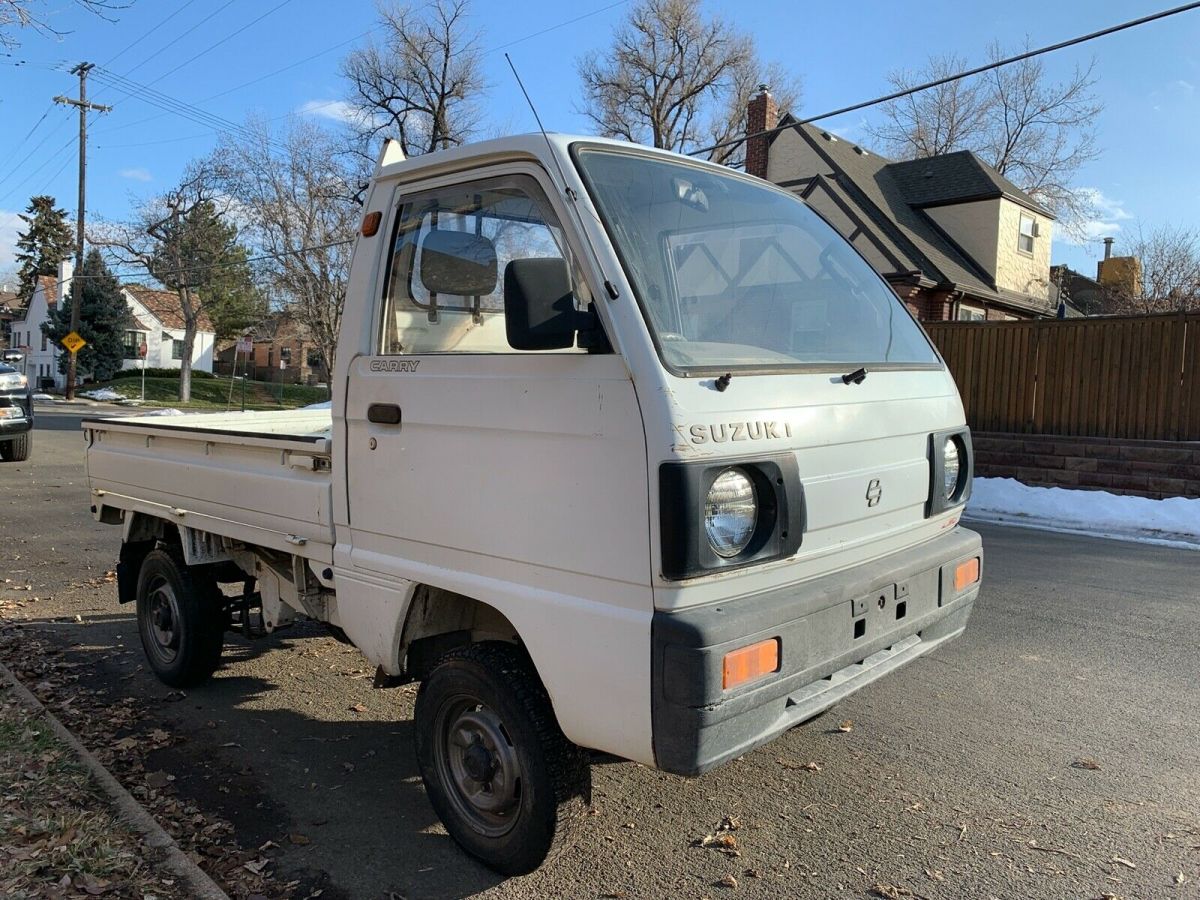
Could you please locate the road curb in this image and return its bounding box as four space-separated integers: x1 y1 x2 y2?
0 661 231 900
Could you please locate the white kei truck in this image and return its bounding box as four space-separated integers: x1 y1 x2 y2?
84 135 982 873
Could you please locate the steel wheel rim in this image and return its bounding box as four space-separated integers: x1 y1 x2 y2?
144 575 182 666
433 695 523 838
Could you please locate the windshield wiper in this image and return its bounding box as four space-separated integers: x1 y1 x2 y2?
841 367 867 385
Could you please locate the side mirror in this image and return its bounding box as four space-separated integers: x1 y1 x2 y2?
504 258 594 351
419 230 498 296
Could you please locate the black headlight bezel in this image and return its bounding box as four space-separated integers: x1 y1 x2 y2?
927 427 973 516
659 454 805 580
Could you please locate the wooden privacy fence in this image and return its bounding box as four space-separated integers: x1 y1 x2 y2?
925 313 1200 441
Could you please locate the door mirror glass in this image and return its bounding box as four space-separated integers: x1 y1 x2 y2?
504 258 585 351
418 230 498 296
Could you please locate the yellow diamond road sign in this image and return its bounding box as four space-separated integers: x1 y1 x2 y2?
61 331 87 354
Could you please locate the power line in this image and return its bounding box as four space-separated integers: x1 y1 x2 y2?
71 239 355 282
99 0 202 69
143 0 298 88
90 69 282 150
0 107 73 194
94 29 374 137
690 0 1200 158
0 136 77 218
119 0 240 80
0 105 52 173
92 0 633 143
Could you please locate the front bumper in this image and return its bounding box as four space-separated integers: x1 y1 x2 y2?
0 391 32 434
651 526 982 776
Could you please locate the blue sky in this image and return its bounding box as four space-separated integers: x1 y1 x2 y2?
1 0 1197 283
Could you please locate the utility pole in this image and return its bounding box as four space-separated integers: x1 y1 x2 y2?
53 62 111 400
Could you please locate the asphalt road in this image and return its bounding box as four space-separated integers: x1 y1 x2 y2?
2 405 1198 900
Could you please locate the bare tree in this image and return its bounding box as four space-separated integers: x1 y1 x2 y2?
211 118 364 389
1104 225 1200 315
1 0 126 47
94 164 243 403
577 0 800 165
340 0 485 157
869 43 1102 231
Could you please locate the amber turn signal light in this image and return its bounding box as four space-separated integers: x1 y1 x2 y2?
722 638 780 690
361 210 383 237
954 557 980 591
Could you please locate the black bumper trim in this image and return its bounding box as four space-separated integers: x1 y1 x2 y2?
651 526 982 776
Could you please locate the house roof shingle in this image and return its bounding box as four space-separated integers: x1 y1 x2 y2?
885 151 1052 215
771 118 1054 316
124 285 214 332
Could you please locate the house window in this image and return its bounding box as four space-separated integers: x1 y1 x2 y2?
1018 213 1037 255
306 349 323 368
958 305 986 322
122 330 143 359
279 346 291 366
171 339 185 360
40 330 47 351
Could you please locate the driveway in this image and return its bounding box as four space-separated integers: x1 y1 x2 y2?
2 406 1198 899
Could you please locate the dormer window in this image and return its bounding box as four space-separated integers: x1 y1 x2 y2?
1018 213 1038 255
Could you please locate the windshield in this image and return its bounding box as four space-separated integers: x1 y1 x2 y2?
575 148 939 373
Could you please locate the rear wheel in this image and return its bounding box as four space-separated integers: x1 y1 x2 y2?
414 642 590 874
0 431 31 461
135 548 225 688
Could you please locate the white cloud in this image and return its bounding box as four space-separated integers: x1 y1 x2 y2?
297 99 377 130
1063 188 1133 247
118 167 153 182
1172 79 1195 95
0 209 22 278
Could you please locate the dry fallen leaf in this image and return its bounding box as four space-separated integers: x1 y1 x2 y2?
288 832 311 845
837 719 854 733
1071 757 1101 770
717 874 738 889
1174 872 1187 885
349 703 367 713
1110 855 1137 870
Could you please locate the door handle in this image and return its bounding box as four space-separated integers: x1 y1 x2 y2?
367 403 402 425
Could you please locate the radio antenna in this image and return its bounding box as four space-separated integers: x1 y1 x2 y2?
504 52 577 202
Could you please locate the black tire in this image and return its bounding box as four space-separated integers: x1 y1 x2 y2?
414 642 590 874
0 431 31 462
135 548 225 688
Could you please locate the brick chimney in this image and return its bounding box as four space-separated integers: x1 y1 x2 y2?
745 84 778 180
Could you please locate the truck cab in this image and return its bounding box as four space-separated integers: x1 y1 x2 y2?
85 134 981 873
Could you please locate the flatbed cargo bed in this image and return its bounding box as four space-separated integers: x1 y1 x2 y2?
83 409 335 563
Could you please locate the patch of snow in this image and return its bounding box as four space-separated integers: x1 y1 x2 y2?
31 393 57 401
80 388 126 401
302 400 332 410
966 477 1200 549
138 408 186 416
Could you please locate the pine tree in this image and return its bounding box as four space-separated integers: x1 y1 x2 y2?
44 249 133 381
14 195 74 299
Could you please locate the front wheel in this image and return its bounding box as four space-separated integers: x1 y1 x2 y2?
0 431 31 461
135 548 225 688
414 642 590 874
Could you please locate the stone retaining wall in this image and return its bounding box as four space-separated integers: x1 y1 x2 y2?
972 432 1200 500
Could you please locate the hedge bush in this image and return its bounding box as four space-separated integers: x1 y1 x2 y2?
112 368 216 380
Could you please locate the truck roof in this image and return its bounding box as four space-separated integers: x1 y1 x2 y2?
374 133 731 183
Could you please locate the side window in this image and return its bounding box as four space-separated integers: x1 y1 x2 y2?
380 173 590 355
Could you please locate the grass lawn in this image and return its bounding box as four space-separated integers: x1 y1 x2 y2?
0 689 173 898
85 375 328 410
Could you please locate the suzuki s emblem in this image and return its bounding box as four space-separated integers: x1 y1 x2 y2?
866 478 882 507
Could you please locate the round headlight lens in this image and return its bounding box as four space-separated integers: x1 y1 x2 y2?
704 468 758 558
943 437 961 499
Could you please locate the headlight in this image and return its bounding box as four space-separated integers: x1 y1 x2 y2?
0 372 27 390
704 468 758 557
943 437 960 499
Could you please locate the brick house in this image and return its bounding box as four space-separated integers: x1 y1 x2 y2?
217 310 327 385
745 88 1057 322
